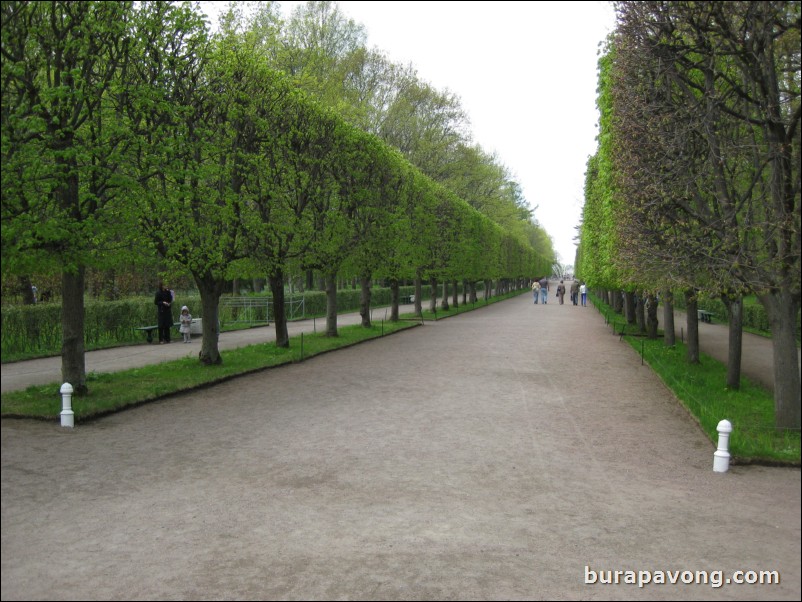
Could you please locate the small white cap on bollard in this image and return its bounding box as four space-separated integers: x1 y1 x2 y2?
60 382 74 428
713 419 732 473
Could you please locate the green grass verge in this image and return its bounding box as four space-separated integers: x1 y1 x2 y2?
593 296 800 465
1 321 418 423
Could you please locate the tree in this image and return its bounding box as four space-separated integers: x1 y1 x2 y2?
241 80 342 346
2 1 134 393
279 0 367 112
613 1 801 428
336 133 404 328
125 2 250 365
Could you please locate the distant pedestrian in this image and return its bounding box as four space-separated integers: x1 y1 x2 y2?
580 283 587 306
539 277 549 304
570 280 580 306
556 280 566 305
532 280 541 304
179 305 193 343
154 282 173 344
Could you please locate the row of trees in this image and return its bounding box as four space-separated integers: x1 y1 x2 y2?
1 1 552 393
577 1 800 429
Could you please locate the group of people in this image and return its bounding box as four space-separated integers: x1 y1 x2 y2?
531 278 587 306
154 282 194 344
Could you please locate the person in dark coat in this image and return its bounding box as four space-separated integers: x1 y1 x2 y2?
556 280 566 305
154 282 173 343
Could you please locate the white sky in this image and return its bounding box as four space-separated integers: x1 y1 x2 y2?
201 1 617 266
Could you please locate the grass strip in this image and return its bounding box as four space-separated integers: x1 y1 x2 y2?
1 293 523 422
1 321 418 423
593 296 800 465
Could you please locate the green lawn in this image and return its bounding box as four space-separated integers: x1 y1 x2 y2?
1 321 418 421
595 297 800 465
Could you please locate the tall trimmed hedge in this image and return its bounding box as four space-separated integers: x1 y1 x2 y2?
1 285 452 360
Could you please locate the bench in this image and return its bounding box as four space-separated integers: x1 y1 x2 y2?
135 325 159 343
697 310 714 323
137 319 202 343
401 294 415 304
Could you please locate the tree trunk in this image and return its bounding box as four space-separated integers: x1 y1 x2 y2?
269 271 289 348
452 279 459 308
723 295 743 390
414 275 422 316
325 272 338 337
624 291 637 324
613 289 624 314
462 279 469 305
646 292 658 339
635 291 646 333
359 275 372 327
684 289 700 365
469 281 477 303
441 281 449 311
61 267 87 394
429 278 438 312
662 290 675 347
389 279 399 322
196 275 224 365
760 290 801 430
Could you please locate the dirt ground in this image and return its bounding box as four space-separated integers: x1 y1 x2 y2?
2 295 800 600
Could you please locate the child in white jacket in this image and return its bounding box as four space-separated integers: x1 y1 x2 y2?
179 306 193 343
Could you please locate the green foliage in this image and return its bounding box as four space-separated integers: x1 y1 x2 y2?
1 298 170 360
0 286 434 361
3 0 549 374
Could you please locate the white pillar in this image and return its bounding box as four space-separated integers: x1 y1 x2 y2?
60 383 74 428
713 419 732 473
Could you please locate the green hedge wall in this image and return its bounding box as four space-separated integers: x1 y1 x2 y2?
0 285 444 360
672 296 799 339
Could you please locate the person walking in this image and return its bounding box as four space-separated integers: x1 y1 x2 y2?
539 277 549 304
154 282 173 344
532 279 541 304
580 282 588 307
570 280 580 306
556 280 566 305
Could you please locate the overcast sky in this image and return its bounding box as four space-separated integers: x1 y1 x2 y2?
201 1 617 266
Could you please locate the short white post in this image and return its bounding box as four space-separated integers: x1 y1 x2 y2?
60 382 74 428
713 419 732 473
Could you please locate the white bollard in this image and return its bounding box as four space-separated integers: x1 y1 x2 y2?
60 382 74 428
713 419 732 472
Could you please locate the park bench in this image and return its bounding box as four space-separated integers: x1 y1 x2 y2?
400 294 415 304
135 325 159 343
135 319 202 343
697 309 714 323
